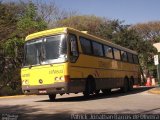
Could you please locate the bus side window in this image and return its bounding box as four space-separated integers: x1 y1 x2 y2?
113 48 121 60
133 54 139 64
121 51 128 62
127 53 134 63
69 34 79 62
104 45 113 58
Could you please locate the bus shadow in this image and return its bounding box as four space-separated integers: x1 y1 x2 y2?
36 86 154 103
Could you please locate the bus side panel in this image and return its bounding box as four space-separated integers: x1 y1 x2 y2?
68 54 141 93
67 64 85 93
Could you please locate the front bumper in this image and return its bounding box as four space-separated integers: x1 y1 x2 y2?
22 82 68 95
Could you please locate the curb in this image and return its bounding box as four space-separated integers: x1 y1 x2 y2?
148 88 160 94
0 95 36 99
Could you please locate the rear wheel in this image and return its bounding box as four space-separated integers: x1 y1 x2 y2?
94 90 100 95
48 94 56 101
102 89 111 95
129 77 134 91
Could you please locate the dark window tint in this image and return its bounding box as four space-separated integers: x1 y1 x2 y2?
133 55 139 64
104 45 113 58
80 37 92 54
128 53 133 63
45 36 66 60
25 41 42 65
69 34 78 57
113 48 121 60
24 35 67 66
92 41 103 56
121 51 128 62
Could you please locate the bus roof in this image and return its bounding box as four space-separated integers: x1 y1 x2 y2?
25 27 137 55
25 27 68 41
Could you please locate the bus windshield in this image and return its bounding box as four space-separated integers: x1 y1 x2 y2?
24 34 67 66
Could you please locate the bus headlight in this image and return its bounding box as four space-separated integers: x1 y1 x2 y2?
60 76 64 81
54 76 65 81
22 80 29 85
25 80 29 84
22 80 25 85
55 77 59 81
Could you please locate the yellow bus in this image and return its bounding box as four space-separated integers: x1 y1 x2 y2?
21 27 141 101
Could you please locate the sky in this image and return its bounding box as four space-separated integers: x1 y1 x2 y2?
48 0 160 25
6 0 160 25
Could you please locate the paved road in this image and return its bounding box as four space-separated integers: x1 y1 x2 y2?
0 87 160 120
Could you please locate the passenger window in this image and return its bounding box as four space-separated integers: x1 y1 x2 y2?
133 55 139 64
128 53 134 63
113 48 121 60
104 45 113 58
80 37 92 54
121 51 128 62
69 34 79 62
92 42 103 56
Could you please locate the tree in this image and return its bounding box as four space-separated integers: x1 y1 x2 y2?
34 0 78 28
17 1 47 37
0 1 47 94
112 27 157 75
132 21 160 43
56 15 122 40
0 1 24 42
131 22 160 75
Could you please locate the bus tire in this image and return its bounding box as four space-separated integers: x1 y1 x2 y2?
121 77 129 93
48 94 56 101
83 76 95 97
129 77 134 91
94 90 100 95
102 89 111 95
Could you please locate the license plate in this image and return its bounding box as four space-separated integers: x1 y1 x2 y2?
39 89 47 93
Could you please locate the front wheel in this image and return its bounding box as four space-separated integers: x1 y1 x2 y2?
83 76 96 98
83 80 92 98
121 77 129 93
48 94 56 101
102 89 111 95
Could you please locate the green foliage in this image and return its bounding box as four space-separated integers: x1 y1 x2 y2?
17 2 47 37
0 85 22 96
0 1 47 96
112 26 157 75
0 2 21 42
3 37 24 58
56 15 123 40
57 15 104 32
132 21 160 43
